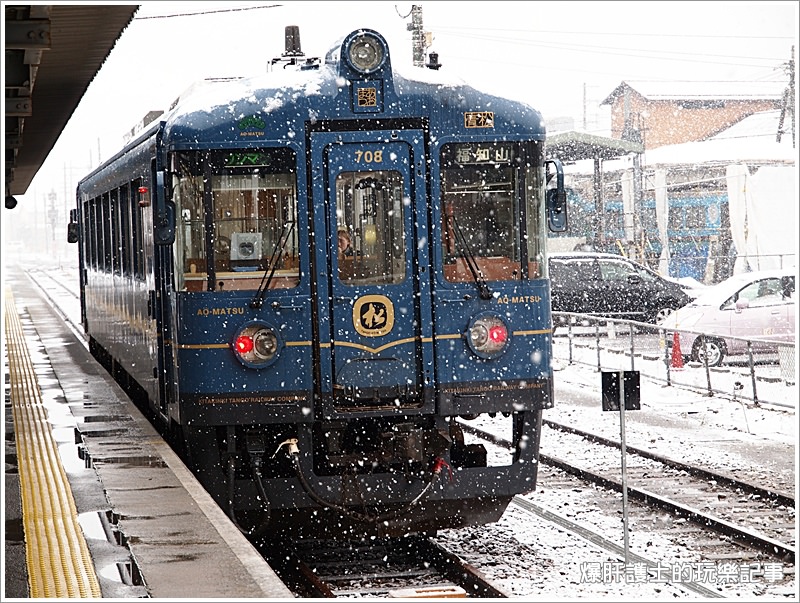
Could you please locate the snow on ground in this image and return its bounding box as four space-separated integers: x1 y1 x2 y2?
505 345 794 599
551 340 796 486
448 340 797 600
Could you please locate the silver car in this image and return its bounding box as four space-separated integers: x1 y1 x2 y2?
658 268 796 366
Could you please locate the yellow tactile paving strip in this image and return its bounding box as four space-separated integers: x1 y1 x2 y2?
5 288 101 598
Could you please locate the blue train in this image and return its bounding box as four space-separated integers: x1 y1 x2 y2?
550 190 733 281
68 27 567 540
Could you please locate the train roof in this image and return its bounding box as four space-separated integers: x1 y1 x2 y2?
161 29 545 146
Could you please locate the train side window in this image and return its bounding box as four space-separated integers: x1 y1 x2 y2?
119 184 131 276
132 179 146 280
111 188 121 276
101 192 112 273
87 198 98 269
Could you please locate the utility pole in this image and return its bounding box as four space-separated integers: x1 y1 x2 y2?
777 45 795 147
398 4 432 67
583 83 587 131
46 190 57 256
408 4 425 67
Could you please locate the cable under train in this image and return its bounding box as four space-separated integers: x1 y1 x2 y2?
68 26 569 540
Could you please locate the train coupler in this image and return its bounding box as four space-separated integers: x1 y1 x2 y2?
246 432 266 469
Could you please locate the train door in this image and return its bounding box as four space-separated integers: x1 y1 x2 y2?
149 159 175 420
310 131 434 413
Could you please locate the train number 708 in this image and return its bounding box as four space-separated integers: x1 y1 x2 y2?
354 150 383 163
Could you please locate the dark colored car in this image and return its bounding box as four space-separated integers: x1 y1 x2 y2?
549 252 692 325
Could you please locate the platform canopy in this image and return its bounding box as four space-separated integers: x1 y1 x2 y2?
5 4 139 203
546 130 643 162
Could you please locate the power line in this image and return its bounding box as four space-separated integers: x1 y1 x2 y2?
434 25 794 43
438 49 787 85
135 4 283 20
436 31 790 69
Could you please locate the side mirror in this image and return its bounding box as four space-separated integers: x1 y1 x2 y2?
153 169 175 245
545 157 568 233
154 201 176 245
67 222 79 244
546 188 568 232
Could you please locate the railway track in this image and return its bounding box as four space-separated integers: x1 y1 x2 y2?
24 267 85 342
540 419 795 557
459 419 796 591
260 535 511 598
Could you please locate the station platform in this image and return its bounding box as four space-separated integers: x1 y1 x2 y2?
3 268 293 599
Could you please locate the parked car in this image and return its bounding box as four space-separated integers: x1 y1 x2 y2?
668 276 708 301
549 252 693 325
658 268 796 366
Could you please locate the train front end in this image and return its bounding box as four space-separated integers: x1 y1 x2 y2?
161 28 560 539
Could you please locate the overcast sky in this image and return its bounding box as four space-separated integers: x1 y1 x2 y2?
9 0 798 216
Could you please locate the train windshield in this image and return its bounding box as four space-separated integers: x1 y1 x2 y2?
171 149 299 291
440 142 544 281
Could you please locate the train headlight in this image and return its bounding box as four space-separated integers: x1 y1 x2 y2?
345 30 387 74
466 314 510 359
253 329 279 358
233 322 282 368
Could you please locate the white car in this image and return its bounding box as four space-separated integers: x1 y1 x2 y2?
658 268 796 366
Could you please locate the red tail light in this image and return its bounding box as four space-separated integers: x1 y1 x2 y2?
467 314 510 359
232 322 282 368
488 324 508 344
235 335 254 354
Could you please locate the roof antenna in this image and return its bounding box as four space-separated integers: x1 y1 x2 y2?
271 25 320 71
283 25 304 57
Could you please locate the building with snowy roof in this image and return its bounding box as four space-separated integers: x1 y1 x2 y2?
600 80 785 149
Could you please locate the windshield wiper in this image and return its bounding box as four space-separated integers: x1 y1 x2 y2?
451 216 492 300
250 221 296 309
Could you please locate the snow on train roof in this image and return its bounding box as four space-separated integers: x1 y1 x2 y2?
165 56 534 122
165 68 329 119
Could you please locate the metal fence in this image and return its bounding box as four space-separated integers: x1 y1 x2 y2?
552 312 797 409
